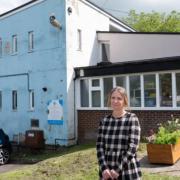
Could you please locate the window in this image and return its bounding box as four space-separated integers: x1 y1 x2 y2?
0 91 1 110
77 29 82 50
116 76 126 89
176 73 180 107
91 79 101 107
92 91 101 107
80 79 89 107
101 43 110 62
159 73 172 107
29 90 35 110
12 35 17 54
12 90 17 110
28 31 34 51
103 77 113 107
78 71 180 109
0 38 2 58
129 75 141 107
144 75 156 107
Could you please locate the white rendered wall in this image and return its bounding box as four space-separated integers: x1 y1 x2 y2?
98 33 180 63
65 0 110 143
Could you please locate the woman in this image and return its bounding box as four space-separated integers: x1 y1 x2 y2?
96 86 142 180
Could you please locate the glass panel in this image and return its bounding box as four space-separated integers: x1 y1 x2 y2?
92 79 99 87
80 79 89 107
12 90 17 110
77 29 82 50
176 73 180 107
101 43 110 62
144 75 156 107
28 31 34 51
116 76 126 89
92 91 100 107
159 74 172 107
12 35 17 53
130 76 141 107
103 77 113 107
29 90 35 109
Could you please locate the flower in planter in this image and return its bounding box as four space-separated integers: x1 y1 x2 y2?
145 129 156 143
146 115 180 145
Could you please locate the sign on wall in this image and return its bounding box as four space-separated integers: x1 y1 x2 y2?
47 99 63 125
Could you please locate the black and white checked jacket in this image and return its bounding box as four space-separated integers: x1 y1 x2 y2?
96 112 142 180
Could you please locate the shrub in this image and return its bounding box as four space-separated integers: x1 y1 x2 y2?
146 115 180 144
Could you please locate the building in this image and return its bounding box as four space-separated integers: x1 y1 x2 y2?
0 0 133 145
75 32 180 143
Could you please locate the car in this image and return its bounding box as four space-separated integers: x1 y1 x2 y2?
0 129 12 165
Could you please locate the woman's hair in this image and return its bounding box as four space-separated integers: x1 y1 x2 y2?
107 86 128 108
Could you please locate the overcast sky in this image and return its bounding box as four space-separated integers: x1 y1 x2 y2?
0 0 180 17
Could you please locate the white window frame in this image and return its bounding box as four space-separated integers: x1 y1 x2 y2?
28 31 34 52
29 89 35 110
12 35 17 54
12 90 17 111
89 78 102 108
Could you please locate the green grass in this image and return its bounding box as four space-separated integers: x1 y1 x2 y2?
0 143 179 180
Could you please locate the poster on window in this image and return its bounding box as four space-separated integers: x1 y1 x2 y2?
47 99 63 125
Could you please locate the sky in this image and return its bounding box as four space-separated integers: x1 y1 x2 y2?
0 0 180 17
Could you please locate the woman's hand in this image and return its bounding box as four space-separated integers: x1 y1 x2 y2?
110 169 119 179
102 169 113 180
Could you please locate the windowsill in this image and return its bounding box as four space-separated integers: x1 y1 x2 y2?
12 110 18 112
28 50 34 53
11 52 18 56
28 109 35 112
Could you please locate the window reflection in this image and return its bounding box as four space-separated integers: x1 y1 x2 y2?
176 73 180 107
144 75 156 107
130 76 141 107
159 74 172 107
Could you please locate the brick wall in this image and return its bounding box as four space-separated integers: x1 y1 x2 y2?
77 110 180 143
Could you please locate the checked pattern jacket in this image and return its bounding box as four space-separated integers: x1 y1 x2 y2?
96 112 142 180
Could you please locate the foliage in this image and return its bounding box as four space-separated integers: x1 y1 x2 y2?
123 10 180 32
146 115 180 144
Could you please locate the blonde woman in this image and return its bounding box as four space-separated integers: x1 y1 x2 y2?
96 87 142 180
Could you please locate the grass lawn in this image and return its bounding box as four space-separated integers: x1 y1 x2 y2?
0 143 179 180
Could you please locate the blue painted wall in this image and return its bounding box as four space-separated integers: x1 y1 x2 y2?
0 0 68 145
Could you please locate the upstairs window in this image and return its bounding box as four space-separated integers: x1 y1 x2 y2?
28 31 34 52
12 90 17 110
0 38 2 58
0 91 2 110
101 42 110 62
77 29 82 50
29 90 35 110
12 35 17 54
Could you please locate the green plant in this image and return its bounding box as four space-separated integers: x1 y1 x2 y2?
147 115 180 144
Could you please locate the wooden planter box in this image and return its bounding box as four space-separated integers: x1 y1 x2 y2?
147 140 180 164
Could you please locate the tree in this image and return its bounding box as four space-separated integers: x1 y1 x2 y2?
123 10 180 32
